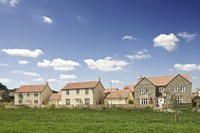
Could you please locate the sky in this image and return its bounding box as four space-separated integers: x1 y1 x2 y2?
0 0 200 91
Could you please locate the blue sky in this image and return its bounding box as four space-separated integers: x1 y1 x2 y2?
0 0 200 91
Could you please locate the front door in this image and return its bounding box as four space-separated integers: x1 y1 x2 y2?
158 98 165 108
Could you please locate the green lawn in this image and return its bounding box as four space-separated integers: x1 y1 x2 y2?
0 108 200 133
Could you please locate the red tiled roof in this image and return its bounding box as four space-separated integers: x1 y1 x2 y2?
146 74 190 86
15 84 46 93
49 92 61 100
105 90 130 99
104 88 118 93
62 81 99 90
123 84 135 92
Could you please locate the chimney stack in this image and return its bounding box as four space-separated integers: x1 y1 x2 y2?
138 74 142 80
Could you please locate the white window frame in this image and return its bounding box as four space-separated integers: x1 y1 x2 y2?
66 90 69 95
34 93 38 97
27 93 30 97
85 89 89 95
140 99 148 104
75 98 81 105
34 100 38 104
180 86 186 92
76 89 80 95
176 97 183 104
159 87 164 93
140 88 144 94
172 87 178 92
66 99 70 105
146 88 150 93
85 98 90 105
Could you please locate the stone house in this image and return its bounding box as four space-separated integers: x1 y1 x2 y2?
14 82 53 106
134 74 192 107
61 78 105 106
49 91 62 105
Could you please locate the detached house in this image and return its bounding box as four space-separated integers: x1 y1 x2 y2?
61 78 105 106
15 82 52 106
134 74 192 107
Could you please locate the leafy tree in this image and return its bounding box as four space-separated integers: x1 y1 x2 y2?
0 83 8 90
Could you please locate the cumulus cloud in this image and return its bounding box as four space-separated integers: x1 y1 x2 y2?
110 80 123 84
37 58 80 71
18 60 29 65
41 16 53 24
2 48 43 58
0 77 13 84
60 74 77 80
126 49 151 60
0 0 19 7
174 63 200 71
11 70 40 77
122 35 138 41
177 32 197 41
0 63 8 67
84 57 129 72
153 33 179 52
33 78 43 82
47 78 57 82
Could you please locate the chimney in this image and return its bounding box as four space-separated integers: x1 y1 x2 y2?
96 76 101 81
138 74 142 80
45 81 48 85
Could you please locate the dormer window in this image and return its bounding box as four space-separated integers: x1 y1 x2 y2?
159 87 164 93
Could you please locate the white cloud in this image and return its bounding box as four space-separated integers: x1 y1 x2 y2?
122 35 138 41
168 68 173 72
37 58 80 71
2 48 43 58
192 76 198 79
41 16 53 24
0 77 13 84
153 33 179 52
0 0 19 7
126 49 151 60
177 32 197 41
110 80 123 84
60 74 77 80
48 78 57 82
0 63 8 67
84 57 129 72
33 78 43 82
174 63 200 71
18 60 29 65
11 70 40 77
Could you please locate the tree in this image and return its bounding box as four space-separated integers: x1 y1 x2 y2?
0 83 8 90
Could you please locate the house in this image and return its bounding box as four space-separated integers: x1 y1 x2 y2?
61 78 105 106
14 82 53 106
0 90 6 101
134 74 192 107
49 91 62 105
104 89 134 105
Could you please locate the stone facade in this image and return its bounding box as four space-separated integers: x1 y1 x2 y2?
134 78 156 104
166 75 192 104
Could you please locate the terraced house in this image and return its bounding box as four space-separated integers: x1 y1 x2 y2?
61 78 105 105
134 74 192 107
15 82 53 106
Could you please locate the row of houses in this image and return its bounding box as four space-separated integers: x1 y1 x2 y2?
14 74 192 108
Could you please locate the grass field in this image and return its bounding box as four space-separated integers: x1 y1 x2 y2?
0 108 200 133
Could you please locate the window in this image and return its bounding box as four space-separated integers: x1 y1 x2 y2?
146 88 150 93
140 88 144 94
172 87 178 92
180 86 186 92
140 99 148 104
66 90 69 95
34 93 38 97
75 98 81 105
66 99 70 105
85 89 89 95
76 89 80 94
159 87 164 93
176 97 183 104
18 100 22 104
34 100 38 104
85 98 90 105
27 93 30 97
